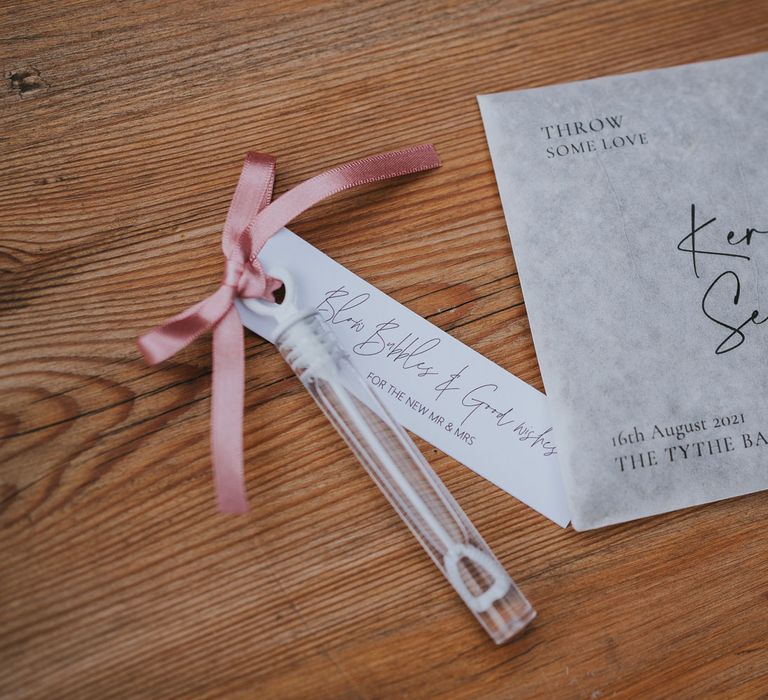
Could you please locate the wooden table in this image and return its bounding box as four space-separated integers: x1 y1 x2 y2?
2 1 767 697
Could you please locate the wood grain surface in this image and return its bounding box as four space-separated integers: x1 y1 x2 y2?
2 1 768 698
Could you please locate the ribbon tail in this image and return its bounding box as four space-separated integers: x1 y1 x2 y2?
222 153 276 256
138 285 237 365
241 144 442 262
211 305 249 514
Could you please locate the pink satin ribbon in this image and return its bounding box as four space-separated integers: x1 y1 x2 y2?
138 145 441 513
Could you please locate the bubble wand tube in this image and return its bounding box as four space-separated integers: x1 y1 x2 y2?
244 269 535 644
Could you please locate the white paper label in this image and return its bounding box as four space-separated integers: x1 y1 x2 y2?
236 228 570 527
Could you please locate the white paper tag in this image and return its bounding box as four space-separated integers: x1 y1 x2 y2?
236 228 570 527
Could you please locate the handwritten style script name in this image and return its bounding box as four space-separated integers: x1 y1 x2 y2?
677 204 768 354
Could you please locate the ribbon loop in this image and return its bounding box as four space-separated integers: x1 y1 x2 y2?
138 145 441 513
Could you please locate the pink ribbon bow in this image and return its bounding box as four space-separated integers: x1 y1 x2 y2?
138 145 441 513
